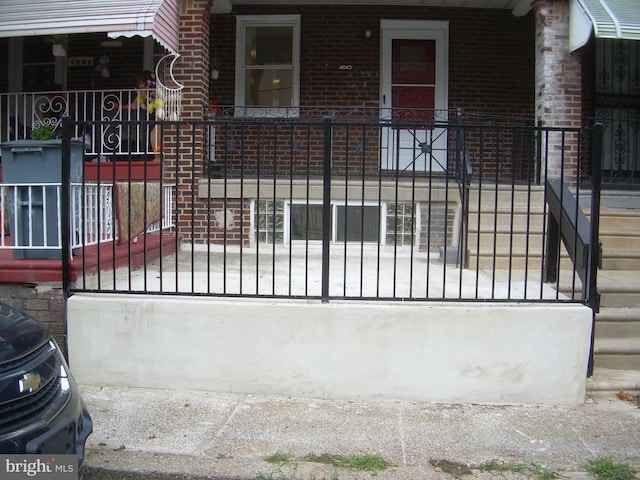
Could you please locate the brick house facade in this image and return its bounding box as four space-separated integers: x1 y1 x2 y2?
0 0 619 348
180 2 540 247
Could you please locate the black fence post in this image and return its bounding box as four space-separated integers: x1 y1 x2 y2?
321 117 332 302
61 116 72 358
61 116 71 298
587 123 603 377
588 124 603 311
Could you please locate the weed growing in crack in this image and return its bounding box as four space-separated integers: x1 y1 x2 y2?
584 458 637 480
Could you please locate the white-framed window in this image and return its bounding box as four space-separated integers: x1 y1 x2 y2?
235 15 301 117
253 199 418 246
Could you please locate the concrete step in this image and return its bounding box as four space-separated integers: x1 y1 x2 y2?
468 231 546 251
597 209 640 230
593 337 640 370
601 249 640 270
600 230 640 250
587 367 640 394
467 184 545 208
597 270 640 308
469 250 560 272
468 212 546 231
470 247 578 272
556 270 640 307
595 307 640 338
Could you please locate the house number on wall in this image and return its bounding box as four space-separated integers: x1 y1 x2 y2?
339 64 353 70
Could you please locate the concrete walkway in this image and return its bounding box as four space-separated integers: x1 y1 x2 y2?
81 385 640 480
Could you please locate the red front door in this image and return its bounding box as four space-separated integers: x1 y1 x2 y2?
380 20 449 172
391 39 436 121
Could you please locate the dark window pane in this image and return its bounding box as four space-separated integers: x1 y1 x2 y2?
291 204 323 241
245 26 293 65
336 206 380 242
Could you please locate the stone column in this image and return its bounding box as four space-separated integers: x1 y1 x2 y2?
533 0 583 182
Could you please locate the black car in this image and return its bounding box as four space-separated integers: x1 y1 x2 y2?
0 301 92 468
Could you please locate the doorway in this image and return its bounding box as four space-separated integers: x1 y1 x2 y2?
380 20 449 172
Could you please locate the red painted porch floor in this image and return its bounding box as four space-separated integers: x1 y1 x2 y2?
0 233 178 284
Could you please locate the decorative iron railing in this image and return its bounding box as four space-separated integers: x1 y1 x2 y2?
51 115 601 307
0 89 157 157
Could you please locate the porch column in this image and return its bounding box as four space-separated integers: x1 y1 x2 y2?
177 0 210 121
533 0 583 182
168 0 210 244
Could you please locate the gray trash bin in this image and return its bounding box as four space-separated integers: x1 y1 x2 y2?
0 139 83 259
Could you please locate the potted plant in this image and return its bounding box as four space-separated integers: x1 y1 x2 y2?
30 124 58 140
210 52 220 80
48 34 67 57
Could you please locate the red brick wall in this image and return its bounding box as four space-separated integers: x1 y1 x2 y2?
170 0 211 245
210 5 535 119
179 4 538 245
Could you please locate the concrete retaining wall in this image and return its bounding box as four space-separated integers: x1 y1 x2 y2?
67 293 593 405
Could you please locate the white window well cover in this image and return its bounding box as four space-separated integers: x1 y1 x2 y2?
0 0 180 54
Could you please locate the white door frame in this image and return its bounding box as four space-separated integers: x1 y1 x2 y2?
380 20 449 172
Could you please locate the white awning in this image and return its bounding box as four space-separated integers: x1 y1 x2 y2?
0 0 180 53
571 0 640 51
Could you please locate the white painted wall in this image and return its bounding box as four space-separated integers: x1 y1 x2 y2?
67 293 592 405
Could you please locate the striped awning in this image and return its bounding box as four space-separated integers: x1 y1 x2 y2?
571 0 640 51
0 0 180 53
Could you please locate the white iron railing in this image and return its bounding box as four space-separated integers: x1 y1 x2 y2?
0 90 157 157
1 183 174 255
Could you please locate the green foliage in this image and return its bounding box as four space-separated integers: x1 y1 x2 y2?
301 453 388 471
584 458 637 480
30 125 57 140
531 463 562 480
264 451 294 465
480 460 528 474
326 453 388 471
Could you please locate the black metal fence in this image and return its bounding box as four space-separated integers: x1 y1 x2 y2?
60 112 601 306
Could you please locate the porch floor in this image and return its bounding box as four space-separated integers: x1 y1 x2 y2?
82 244 575 301
0 232 178 283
